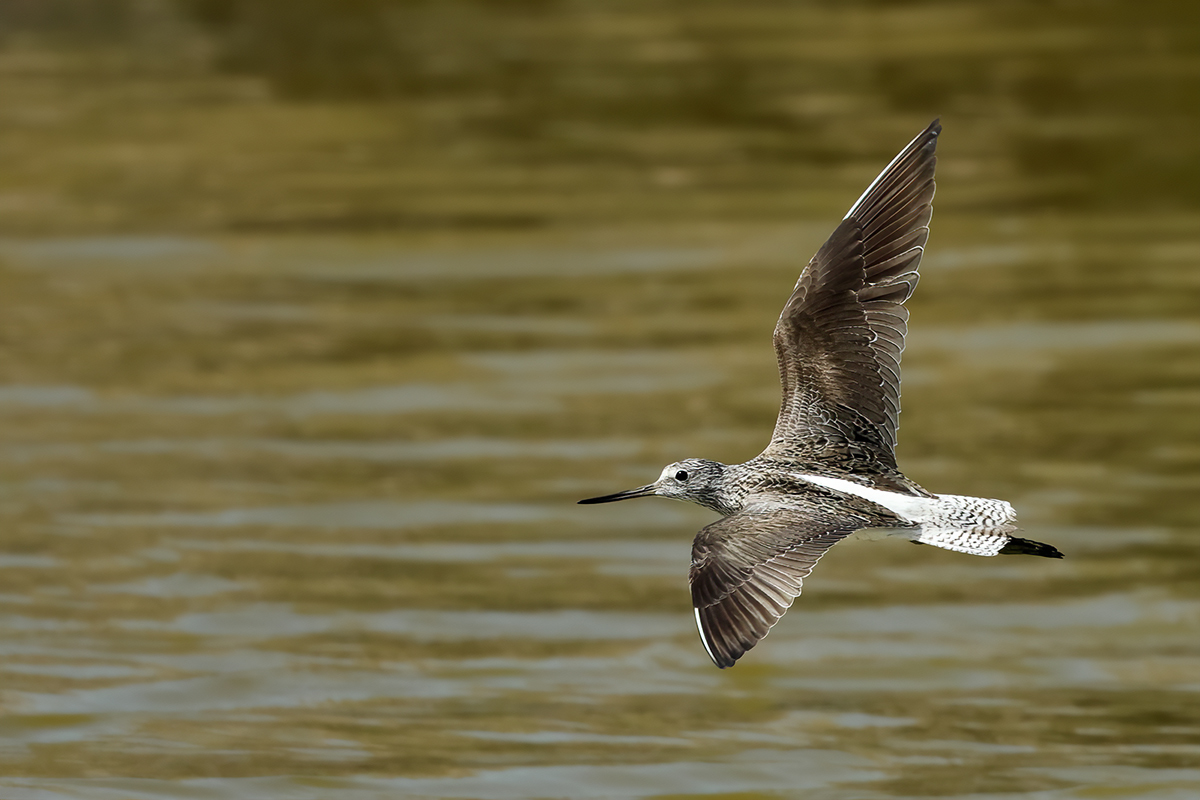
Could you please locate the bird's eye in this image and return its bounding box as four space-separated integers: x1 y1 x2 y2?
675 470 689 481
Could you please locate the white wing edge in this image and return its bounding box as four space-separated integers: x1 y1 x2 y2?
843 125 938 220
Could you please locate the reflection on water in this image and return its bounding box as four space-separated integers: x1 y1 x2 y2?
0 3 1199 799
915 320 1200 352
66 500 652 529
3 226 1199 799
0 237 220 263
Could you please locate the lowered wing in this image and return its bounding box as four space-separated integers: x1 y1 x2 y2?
689 504 879 668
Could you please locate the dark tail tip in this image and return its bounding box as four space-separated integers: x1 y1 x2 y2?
1000 536 1064 559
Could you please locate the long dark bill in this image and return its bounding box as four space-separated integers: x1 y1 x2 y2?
578 485 656 504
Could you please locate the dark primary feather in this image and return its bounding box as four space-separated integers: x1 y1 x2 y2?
689 504 886 668
763 120 941 476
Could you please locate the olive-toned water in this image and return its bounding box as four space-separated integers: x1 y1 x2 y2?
1 2 1199 798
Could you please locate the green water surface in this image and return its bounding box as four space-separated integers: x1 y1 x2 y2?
0 2 1199 798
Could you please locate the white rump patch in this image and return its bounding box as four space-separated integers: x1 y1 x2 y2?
798 474 933 521
798 474 1017 529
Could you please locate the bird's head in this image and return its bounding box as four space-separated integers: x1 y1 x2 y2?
579 458 729 511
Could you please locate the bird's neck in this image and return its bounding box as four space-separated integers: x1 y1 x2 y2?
698 462 746 516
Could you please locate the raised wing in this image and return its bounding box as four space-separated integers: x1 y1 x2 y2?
689 505 873 668
763 120 940 470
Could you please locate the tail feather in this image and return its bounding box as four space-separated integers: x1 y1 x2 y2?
999 536 1064 559
900 493 1062 560
913 526 1063 559
927 493 1018 528
914 526 1014 557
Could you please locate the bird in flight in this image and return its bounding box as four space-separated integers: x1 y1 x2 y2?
580 120 1061 669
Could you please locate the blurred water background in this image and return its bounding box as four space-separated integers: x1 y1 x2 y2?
0 1 1199 797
